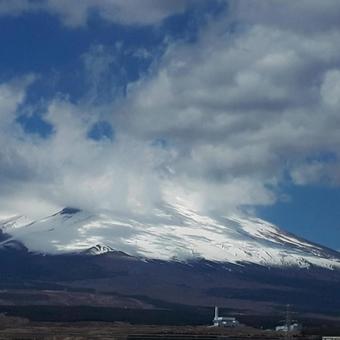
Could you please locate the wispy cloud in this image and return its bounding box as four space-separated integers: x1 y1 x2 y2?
0 0 190 26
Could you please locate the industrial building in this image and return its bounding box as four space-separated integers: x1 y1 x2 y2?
212 306 239 327
275 323 302 332
275 304 301 333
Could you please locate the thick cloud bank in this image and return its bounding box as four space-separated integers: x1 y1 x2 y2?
1 1 340 218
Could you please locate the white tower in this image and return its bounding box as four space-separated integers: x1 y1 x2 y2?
214 306 219 319
213 306 219 326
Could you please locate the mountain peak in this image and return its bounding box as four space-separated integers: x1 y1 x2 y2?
59 207 82 215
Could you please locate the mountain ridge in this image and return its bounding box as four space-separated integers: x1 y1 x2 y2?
1 205 340 270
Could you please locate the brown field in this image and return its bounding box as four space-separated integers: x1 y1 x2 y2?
0 316 323 340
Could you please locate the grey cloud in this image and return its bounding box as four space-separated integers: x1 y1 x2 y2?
233 0 340 34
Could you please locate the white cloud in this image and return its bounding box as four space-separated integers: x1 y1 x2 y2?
0 91 170 218
2 1 340 219
0 75 34 128
117 2 340 210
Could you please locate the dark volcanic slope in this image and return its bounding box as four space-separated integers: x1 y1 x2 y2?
1 249 340 318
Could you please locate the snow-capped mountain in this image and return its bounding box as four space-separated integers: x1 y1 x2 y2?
1 205 340 270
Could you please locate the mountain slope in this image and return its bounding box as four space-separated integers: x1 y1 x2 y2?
1 205 340 270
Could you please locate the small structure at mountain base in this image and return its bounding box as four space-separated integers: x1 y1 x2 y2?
212 306 239 327
275 323 302 332
275 304 302 334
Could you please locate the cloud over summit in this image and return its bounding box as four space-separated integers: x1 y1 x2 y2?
1 1 340 219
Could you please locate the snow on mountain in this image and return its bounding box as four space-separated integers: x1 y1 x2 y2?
0 215 33 231
0 205 340 270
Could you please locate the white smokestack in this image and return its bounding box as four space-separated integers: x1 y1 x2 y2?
214 306 219 319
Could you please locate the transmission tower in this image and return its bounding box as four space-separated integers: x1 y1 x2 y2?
284 304 292 340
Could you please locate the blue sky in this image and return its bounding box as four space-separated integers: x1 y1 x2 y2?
0 0 340 249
